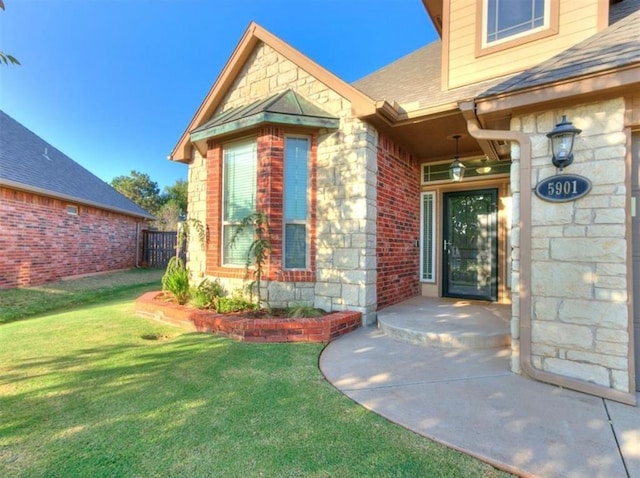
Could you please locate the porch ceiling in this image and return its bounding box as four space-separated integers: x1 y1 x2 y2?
371 110 510 163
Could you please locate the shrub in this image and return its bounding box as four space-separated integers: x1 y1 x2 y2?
190 278 224 310
161 257 190 305
229 211 272 308
286 305 326 318
217 289 256 313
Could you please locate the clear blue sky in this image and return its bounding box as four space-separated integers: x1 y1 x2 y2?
0 0 437 190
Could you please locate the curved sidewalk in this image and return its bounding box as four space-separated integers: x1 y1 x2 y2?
320 326 640 478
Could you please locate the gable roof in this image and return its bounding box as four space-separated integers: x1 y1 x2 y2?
478 0 640 99
0 111 154 219
190 89 339 153
170 22 377 163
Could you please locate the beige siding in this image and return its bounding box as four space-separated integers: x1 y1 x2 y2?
446 0 604 89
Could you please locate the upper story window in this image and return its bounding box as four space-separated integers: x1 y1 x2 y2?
478 0 557 55
283 136 309 269
222 139 257 267
486 0 546 44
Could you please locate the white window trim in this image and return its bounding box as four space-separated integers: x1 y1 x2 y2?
481 0 551 49
66 205 78 216
283 134 310 270
221 138 257 268
420 191 436 283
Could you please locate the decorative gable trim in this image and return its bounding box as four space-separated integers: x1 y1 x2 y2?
170 22 375 163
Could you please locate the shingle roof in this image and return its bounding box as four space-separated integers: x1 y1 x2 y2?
478 0 640 98
352 38 506 112
0 110 154 219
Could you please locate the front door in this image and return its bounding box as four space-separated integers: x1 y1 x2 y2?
443 189 498 301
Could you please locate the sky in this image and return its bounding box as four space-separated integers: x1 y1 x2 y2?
0 0 438 190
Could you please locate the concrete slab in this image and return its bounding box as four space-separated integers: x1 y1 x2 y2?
320 326 637 478
378 296 511 349
321 327 511 391
607 395 640 477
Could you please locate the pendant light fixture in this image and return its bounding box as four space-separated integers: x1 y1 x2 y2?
449 134 465 182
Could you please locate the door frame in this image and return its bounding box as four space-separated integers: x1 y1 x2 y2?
442 188 498 301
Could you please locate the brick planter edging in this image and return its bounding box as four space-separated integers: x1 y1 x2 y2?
135 291 361 343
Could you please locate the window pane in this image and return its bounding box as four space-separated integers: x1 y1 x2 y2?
224 141 256 222
224 225 254 266
223 140 256 266
487 0 545 43
284 137 308 221
422 193 434 281
285 224 306 269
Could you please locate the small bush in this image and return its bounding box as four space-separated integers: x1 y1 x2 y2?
190 278 225 310
286 305 326 318
217 289 256 313
161 257 190 305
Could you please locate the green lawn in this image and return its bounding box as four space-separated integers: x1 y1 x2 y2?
0 268 164 324
0 281 509 477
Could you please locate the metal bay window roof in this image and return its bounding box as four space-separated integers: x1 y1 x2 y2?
190 89 340 146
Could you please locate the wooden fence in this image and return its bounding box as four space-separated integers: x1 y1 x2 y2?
142 230 185 268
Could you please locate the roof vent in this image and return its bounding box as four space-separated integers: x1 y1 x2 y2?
43 147 51 161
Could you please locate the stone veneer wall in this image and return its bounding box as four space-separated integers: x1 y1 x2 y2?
185 42 378 324
510 98 631 392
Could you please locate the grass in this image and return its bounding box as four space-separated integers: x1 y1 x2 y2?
0 268 164 324
0 282 510 477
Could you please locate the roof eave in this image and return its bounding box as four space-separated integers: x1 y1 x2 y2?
474 64 640 118
0 178 155 220
190 112 340 152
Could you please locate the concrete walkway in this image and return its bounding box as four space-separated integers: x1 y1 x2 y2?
320 326 640 477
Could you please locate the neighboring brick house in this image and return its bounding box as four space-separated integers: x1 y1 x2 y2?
0 111 154 288
171 0 640 404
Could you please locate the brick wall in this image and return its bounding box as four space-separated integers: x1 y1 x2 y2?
0 186 142 288
376 134 421 309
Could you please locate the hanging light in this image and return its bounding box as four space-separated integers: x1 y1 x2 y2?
449 134 465 182
546 115 582 170
476 157 492 175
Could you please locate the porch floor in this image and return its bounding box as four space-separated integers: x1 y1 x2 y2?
377 296 511 349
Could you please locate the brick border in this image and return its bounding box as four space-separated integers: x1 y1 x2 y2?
135 291 361 343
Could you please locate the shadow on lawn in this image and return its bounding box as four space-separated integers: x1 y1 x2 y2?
1 331 239 476
1 324 355 478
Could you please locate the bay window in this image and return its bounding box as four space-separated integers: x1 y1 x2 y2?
283 136 309 269
222 139 257 266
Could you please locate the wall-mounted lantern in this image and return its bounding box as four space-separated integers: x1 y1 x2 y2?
546 115 581 170
449 134 465 182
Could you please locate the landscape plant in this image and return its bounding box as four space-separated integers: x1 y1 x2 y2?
286 304 326 318
189 277 224 310
216 287 257 313
161 256 190 305
229 211 272 308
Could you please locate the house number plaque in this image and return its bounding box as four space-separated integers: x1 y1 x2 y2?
535 174 592 202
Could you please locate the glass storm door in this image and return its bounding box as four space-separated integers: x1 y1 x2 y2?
632 132 640 391
443 189 498 301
